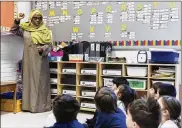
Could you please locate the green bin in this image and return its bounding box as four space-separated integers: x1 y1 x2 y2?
128 79 146 90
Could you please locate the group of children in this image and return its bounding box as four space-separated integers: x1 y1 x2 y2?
45 77 181 128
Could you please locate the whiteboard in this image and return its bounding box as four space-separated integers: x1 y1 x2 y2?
32 1 181 41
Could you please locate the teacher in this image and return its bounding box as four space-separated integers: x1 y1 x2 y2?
10 9 52 113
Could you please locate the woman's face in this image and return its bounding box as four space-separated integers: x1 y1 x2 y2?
158 97 169 123
31 13 42 26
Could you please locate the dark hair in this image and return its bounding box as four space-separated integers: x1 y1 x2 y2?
161 96 181 128
53 94 80 123
112 77 129 87
94 86 117 113
117 84 137 110
158 83 176 97
152 82 162 94
128 98 160 128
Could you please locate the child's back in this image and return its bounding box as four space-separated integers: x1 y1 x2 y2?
96 108 126 128
49 120 84 128
94 86 127 128
49 94 84 128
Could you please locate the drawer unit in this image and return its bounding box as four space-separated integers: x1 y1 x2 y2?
103 78 113 87
102 69 121 75
50 78 57 84
80 81 97 86
62 68 76 74
62 90 76 96
81 102 96 109
82 91 96 97
81 68 96 75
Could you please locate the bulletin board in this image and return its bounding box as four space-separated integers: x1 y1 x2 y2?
0 1 18 32
32 2 181 45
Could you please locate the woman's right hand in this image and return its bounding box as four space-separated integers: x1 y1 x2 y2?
15 13 25 21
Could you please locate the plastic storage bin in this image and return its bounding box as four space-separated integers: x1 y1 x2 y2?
126 66 147 77
63 90 76 96
152 80 174 86
50 78 57 84
103 78 113 87
81 102 96 109
82 91 96 97
51 89 57 94
128 79 146 90
150 49 179 64
103 69 121 76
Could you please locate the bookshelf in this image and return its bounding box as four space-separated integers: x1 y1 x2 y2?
49 61 178 112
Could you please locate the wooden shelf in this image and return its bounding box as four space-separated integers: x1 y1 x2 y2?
59 84 76 87
124 76 148 79
78 74 96 76
51 93 57 95
60 73 76 75
49 61 178 112
77 96 94 99
78 85 96 88
101 75 121 77
149 77 175 80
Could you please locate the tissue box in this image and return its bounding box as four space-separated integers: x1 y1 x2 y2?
48 56 62 62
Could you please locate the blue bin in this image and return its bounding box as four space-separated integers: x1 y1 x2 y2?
150 51 179 64
0 92 22 99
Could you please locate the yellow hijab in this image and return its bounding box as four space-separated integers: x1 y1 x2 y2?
20 9 52 44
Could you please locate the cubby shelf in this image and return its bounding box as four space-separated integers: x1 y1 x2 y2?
49 61 178 112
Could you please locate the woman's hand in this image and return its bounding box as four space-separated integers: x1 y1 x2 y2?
15 13 25 22
37 46 43 52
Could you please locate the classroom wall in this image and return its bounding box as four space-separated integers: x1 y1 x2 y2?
17 2 31 22
1 2 31 82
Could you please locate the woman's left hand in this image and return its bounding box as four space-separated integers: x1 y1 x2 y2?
37 46 43 52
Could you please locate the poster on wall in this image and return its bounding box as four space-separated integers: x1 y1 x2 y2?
33 1 181 42
0 1 16 32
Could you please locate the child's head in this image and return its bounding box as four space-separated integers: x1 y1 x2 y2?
148 82 176 100
52 94 80 123
158 96 181 128
115 84 137 110
126 98 160 128
155 83 176 99
148 82 162 99
112 77 129 92
94 86 117 113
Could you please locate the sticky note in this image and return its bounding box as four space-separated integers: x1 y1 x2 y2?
90 26 95 33
168 2 176 8
105 26 110 32
72 26 79 33
121 3 127 11
77 9 83 16
49 10 55 16
62 9 68 16
153 2 158 8
106 5 112 13
121 24 127 32
91 8 96 14
137 4 143 11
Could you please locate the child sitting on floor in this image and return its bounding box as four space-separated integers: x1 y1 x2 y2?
94 86 127 128
47 94 84 128
115 84 137 115
126 98 161 128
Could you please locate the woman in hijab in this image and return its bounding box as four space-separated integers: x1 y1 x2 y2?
10 9 52 113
